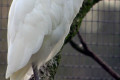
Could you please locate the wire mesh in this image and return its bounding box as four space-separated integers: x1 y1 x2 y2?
0 0 120 80
55 0 120 80
0 0 11 80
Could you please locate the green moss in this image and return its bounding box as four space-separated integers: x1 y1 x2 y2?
47 53 61 80
65 0 100 43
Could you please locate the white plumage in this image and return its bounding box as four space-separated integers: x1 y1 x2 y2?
6 0 84 80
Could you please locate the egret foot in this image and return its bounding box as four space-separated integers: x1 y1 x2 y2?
32 64 40 80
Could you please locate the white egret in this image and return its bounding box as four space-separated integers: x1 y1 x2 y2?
6 0 84 80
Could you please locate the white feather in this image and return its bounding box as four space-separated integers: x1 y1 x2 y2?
6 0 84 79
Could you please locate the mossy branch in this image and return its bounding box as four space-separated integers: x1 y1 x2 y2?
65 0 101 43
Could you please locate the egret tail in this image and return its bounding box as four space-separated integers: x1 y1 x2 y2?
9 64 31 80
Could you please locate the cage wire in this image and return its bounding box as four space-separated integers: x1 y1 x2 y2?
55 0 120 80
0 0 120 80
0 0 10 80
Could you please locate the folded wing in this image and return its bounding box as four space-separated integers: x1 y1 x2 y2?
6 0 52 78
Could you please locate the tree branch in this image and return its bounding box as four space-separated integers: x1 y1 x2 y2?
69 31 120 80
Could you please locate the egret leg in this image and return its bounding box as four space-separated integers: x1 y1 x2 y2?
32 64 40 80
